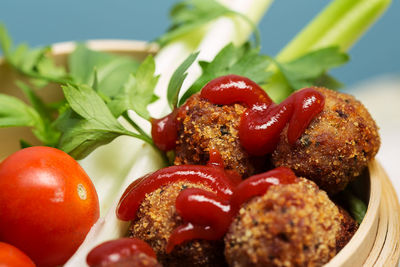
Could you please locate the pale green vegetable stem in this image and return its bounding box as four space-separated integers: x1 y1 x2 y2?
277 0 392 62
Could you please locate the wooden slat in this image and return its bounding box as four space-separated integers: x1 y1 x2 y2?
326 160 382 267
373 163 400 266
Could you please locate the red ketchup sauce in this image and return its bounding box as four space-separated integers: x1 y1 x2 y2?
117 158 296 253
116 152 237 221
167 188 231 253
167 166 296 252
126 74 319 253
151 110 178 152
201 74 325 155
86 238 157 266
151 74 324 156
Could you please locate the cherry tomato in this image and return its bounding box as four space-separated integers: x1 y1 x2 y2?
0 242 36 267
0 146 99 267
86 238 157 266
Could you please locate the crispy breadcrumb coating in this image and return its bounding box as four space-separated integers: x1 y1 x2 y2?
336 206 359 252
272 87 380 194
129 181 227 267
174 94 268 178
224 178 341 267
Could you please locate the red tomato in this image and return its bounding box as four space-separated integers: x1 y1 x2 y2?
0 146 99 267
0 242 36 267
86 238 157 266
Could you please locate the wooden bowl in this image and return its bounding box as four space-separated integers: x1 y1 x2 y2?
1 40 399 266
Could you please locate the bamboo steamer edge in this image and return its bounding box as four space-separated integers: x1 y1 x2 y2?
0 40 399 267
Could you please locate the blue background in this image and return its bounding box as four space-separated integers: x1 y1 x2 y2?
1 0 399 87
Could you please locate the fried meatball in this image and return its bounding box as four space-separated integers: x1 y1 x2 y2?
129 181 227 267
224 178 341 267
272 87 380 195
174 93 268 178
336 206 358 252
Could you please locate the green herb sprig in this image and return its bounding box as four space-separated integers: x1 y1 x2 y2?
158 0 261 48
174 43 348 107
0 24 70 86
1 22 348 159
0 25 167 162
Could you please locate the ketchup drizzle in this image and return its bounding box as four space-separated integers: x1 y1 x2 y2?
86 238 157 266
151 110 178 152
166 188 232 253
166 166 296 251
117 160 297 253
116 154 236 221
151 74 324 156
229 167 297 212
125 74 321 253
201 74 325 155
199 75 273 106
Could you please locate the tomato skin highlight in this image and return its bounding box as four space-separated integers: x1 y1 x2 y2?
0 146 99 267
86 238 157 266
0 242 36 267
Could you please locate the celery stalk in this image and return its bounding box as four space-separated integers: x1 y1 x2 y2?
149 33 202 118
265 0 391 102
149 0 273 118
277 0 392 62
177 0 274 106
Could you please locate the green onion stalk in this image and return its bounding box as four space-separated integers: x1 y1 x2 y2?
278 0 392 62
265 0 391 101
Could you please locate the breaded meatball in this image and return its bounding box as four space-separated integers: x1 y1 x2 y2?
224 178 341 267
272 87 380 194
174 94 268 178
336 206 359 252
129 181 227 267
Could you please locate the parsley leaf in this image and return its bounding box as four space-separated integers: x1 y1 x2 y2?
96 57 140 98
276 46 349 90
16 81 60 146
265 46 349 102
19 140 32 149
0 94 39 128
58 84 140 159
336 188 367 224
347 191 367 224
167 52 199 110
109 55 159 120
177 44 348 105
314 73 343 90
0 89 58 147
68 44 140 99
61 84 127 133
0 23 348 162
179 43 271 105
16 81 53 123
68 44 115 84
1 24 159 159
57 118 124 160
0 23 11 55
0 24 68 85
158 0 260 47
157 0 232 46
